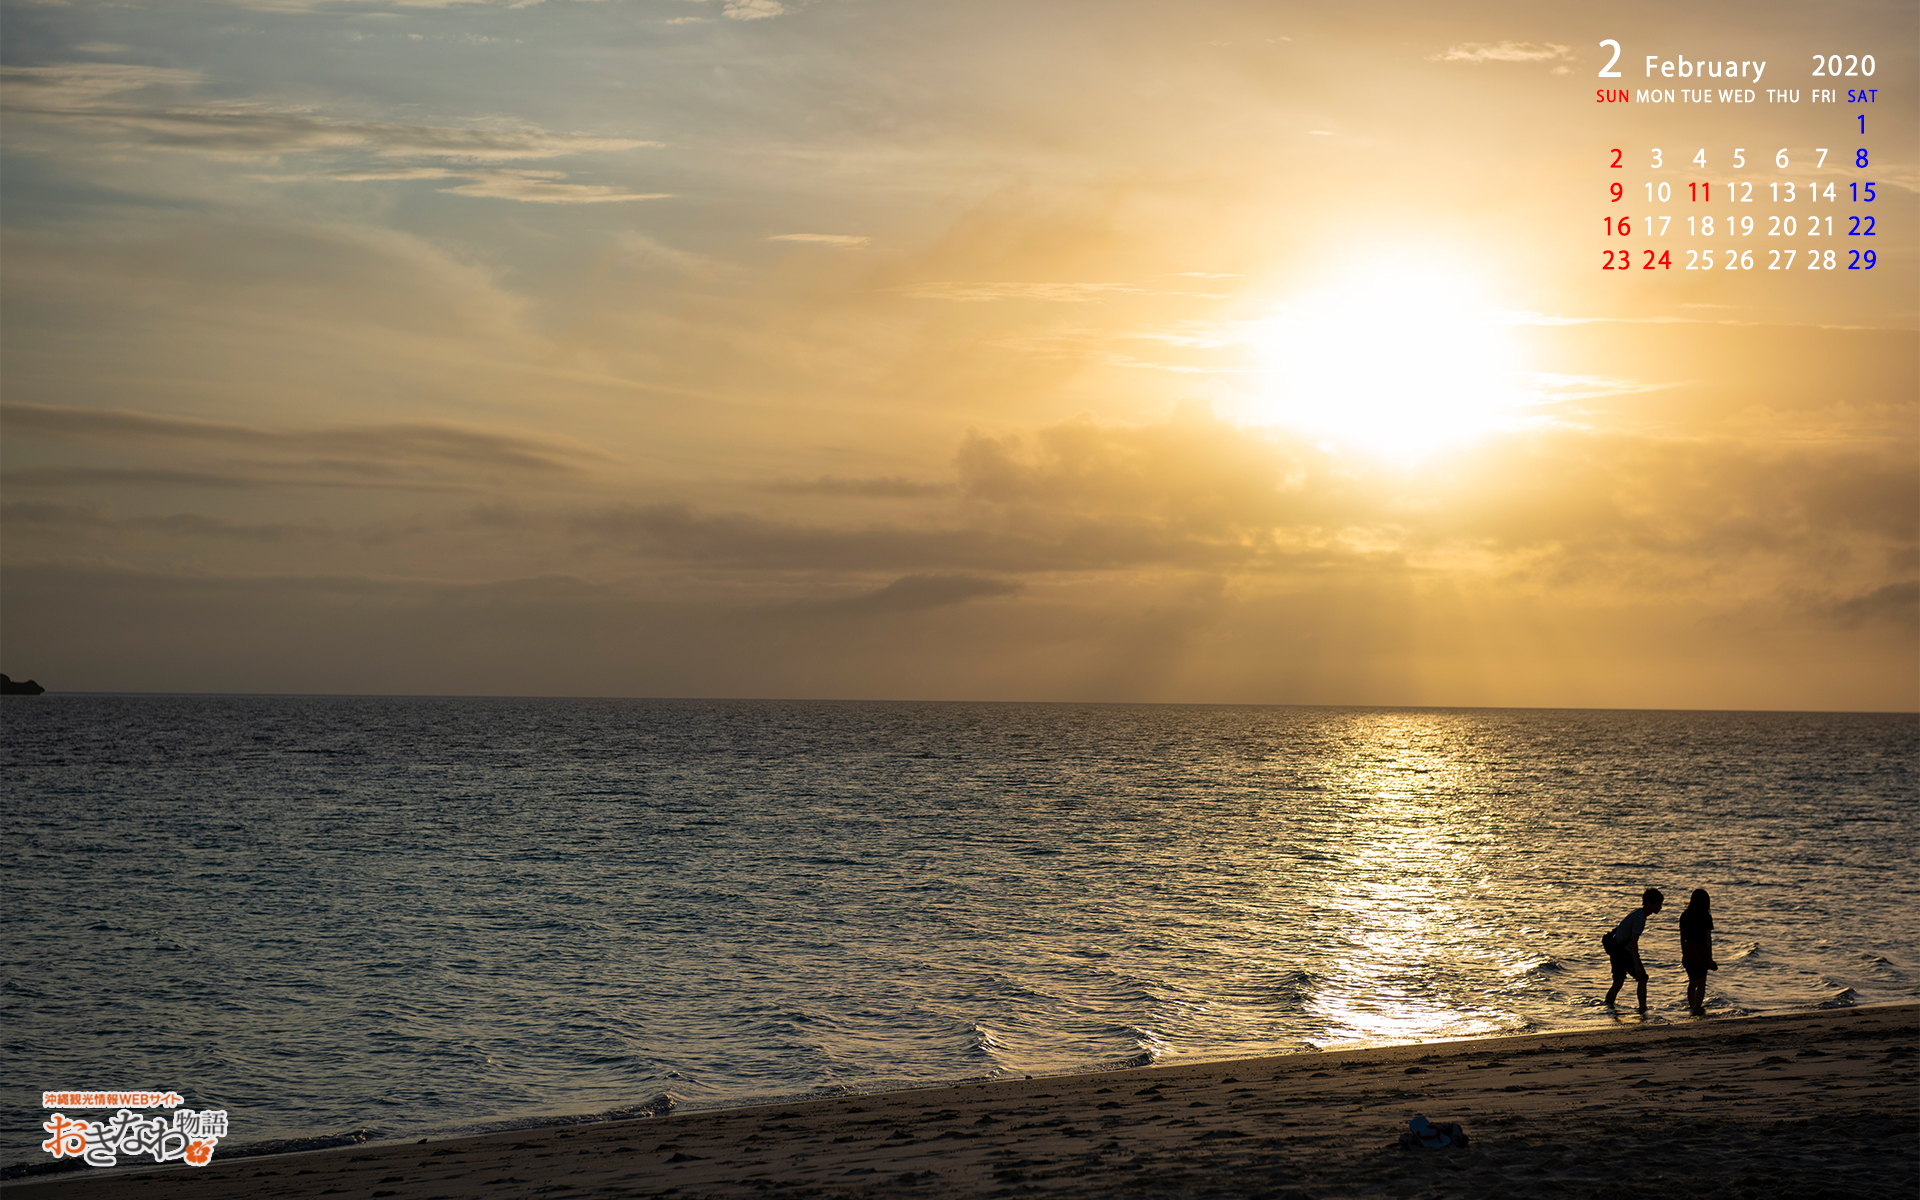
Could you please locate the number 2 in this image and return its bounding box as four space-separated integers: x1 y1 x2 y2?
1599 39 1623 78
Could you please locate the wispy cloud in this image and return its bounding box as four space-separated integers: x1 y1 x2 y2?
1431 41 1573 65
3 501 335 542
769 233 870 247
1 63 660 161
438 169 670 203
0 466 473 492
3 404 616 482
0 62 200 107
792 574 1019 616
254 165 667 202
723 0 786 19
902 281 1146 303
0 63 667 203
763 476 948 498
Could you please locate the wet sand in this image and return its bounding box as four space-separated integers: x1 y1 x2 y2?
15 1004 1916 1199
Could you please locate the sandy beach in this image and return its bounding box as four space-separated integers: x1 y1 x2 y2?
16 1004 1916 1200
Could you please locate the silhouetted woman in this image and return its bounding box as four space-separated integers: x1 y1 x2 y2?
1679 888 1717 1015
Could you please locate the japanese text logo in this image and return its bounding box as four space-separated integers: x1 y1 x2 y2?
40 1090 228 1168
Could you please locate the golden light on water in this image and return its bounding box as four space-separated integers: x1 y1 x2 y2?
1305 724 1507 1046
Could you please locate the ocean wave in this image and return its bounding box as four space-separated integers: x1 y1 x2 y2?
599 1093 678 1119
1815 987 1859 1009
310 1093 684 1156
1095 1047 1157 1070
1507 958 1568 979
966 1022 1007 1065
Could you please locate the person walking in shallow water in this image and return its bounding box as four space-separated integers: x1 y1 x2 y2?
1603 887 1663 1012
1679 888 1718 1015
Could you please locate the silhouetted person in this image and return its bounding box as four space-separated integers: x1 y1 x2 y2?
1603 887 1663 1012
1679 888 1717 1015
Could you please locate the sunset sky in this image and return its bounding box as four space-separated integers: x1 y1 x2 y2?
2 0 1914 708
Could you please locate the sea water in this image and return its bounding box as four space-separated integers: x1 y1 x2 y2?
3 697 1914 1162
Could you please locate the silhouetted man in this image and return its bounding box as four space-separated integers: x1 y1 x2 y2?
1603 887 1664 1012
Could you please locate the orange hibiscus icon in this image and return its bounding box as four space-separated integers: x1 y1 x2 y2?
183 1140 214 1167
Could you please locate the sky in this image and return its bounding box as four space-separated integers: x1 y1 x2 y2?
2 0 1915 709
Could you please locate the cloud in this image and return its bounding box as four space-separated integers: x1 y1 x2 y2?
949 411 1919 594
0 63 202 108
796 574 1019 616
3 214 534 361
569 501 1282 573
2 501 333 542
723 0 785 19
561 415 1396 573
1431 42 1574 65
1 64 660 161
258 166 669 203
6 557 1910 708
311 168 469 182
6 403 614 470
769 234 870 247
436 170 670 204
0 564 1055 700
902 281 1145 303
1 466 473 492
763 476 949 498
1818 581 1920 630
953 413 1319 529
3 404 616 488
614 230 725 275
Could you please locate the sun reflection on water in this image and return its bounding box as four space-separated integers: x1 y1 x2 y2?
1301 719 1509 1047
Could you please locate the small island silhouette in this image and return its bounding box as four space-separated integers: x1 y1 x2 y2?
2 674 47 695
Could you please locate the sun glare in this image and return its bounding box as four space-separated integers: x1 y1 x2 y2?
1237 266 1533 463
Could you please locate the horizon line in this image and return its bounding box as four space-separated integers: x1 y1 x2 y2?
5 691 1914 717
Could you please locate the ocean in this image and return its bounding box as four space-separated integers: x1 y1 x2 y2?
3 697 1914 1164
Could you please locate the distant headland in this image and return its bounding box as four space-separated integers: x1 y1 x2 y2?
1 674 47 695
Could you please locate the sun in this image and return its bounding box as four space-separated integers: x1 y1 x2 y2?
1235 264 1535 463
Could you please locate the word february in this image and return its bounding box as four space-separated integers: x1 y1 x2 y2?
1644 56 1767 83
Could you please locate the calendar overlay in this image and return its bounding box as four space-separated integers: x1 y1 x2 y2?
1593 43 1891 275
